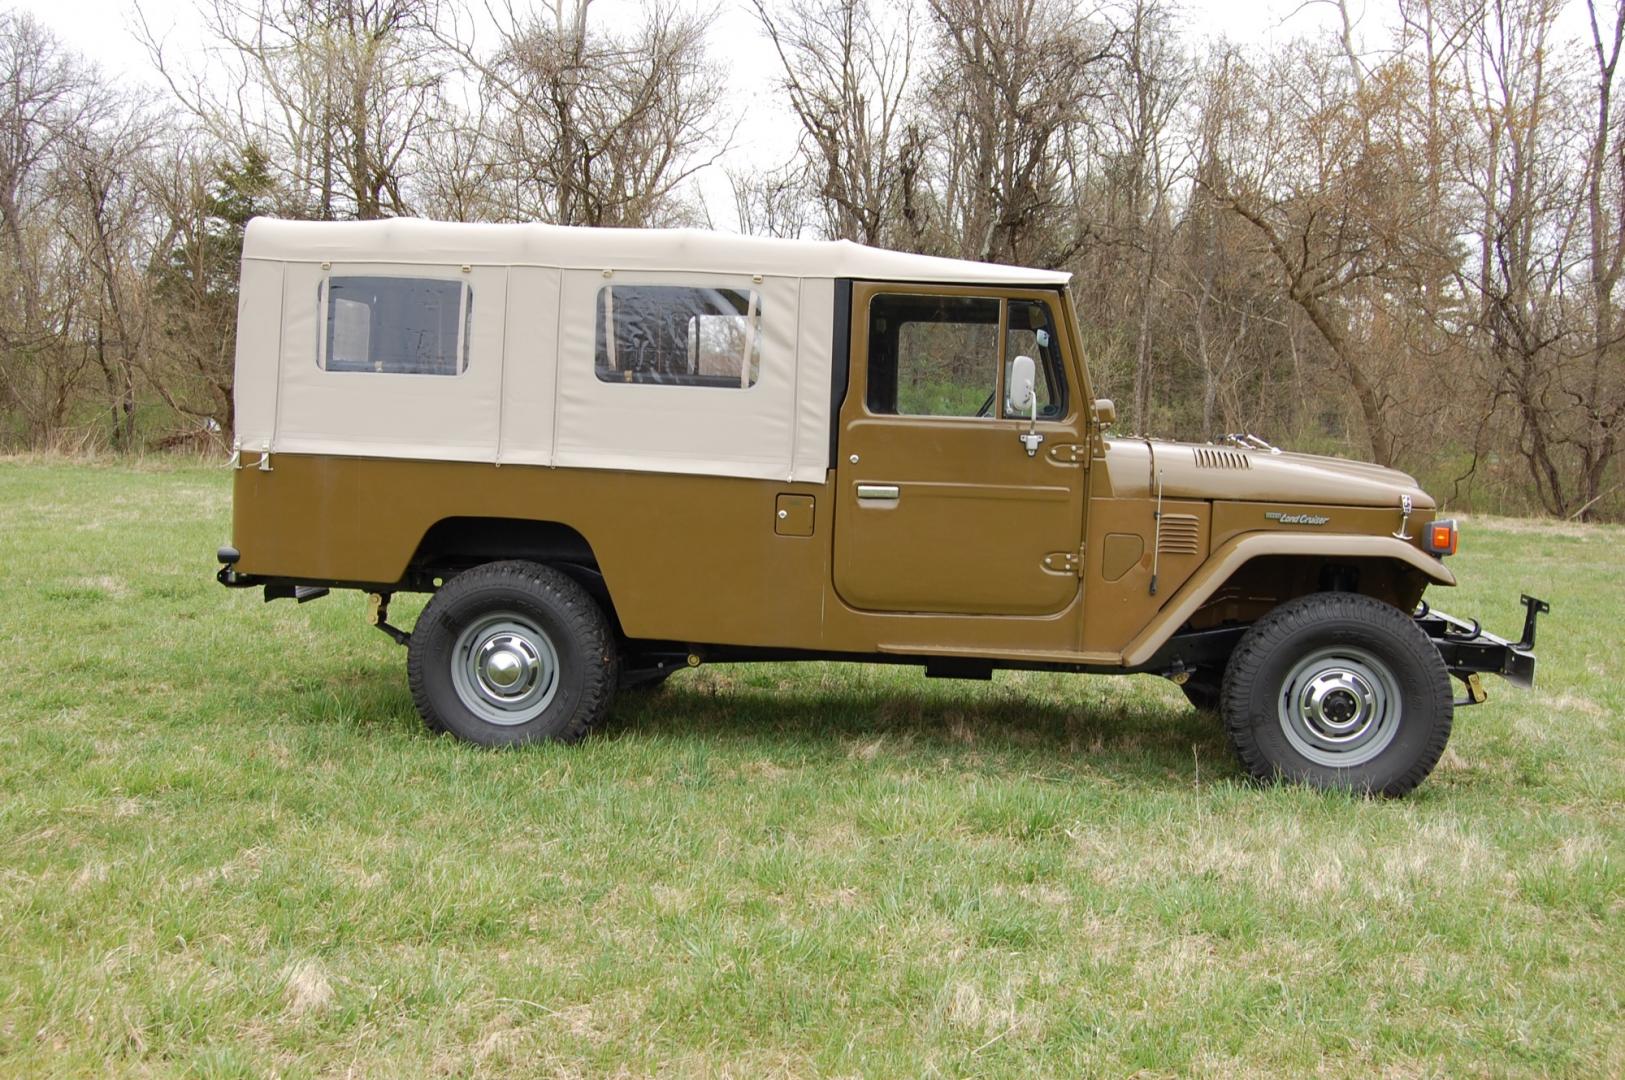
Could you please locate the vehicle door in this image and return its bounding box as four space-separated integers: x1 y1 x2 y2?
831 283 1088 616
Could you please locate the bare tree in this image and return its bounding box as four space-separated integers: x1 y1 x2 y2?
139 0 447 219
1200 32 1447 467
727 164 813 238
1447 0 1625 517
1171 47 1290 439
57 106 160 451
0 13 115 448
142 139 278 441
414 89 502 223
750 0 918 246
1101 0 1188 430
924 0 1113 266
1575 0 1625 515
452 0 727 227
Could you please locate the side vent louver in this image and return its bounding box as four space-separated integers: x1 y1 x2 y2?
1194 447 1251 470
1158 513 1201 556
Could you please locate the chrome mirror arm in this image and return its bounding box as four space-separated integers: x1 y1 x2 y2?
1018 395 1044 457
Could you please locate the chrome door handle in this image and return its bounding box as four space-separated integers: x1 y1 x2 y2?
856 484 899 501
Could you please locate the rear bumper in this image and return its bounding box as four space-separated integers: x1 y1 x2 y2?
1417 594 1547 693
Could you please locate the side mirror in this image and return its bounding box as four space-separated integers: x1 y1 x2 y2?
1094 398 1116 428
1008 355 1037 416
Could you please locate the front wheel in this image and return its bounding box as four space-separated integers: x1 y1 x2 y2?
1179 668 1223 713
1221 592 1452 797
407 560 618 746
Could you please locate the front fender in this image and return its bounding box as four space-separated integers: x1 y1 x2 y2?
1120 532 1455 667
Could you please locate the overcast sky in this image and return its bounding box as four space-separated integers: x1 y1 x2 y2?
7 0 1591 226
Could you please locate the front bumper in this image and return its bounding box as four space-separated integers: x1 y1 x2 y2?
1416 593 1547 699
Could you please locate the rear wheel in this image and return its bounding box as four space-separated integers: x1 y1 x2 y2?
1221 592 1452 797
407 560 618 746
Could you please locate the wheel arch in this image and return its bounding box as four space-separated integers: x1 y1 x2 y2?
1121 533 1454 667
406 516 623 631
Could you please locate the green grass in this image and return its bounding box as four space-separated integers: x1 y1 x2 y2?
0 460 1620 1077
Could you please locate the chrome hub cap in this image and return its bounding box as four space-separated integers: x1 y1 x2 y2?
478 635 539 696
451 614 560 726
1278 646 1401 767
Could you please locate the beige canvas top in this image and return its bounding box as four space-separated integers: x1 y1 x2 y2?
234 219 1073 484
242 218 1073 286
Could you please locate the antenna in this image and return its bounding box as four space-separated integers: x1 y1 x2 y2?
1150 468 1164 596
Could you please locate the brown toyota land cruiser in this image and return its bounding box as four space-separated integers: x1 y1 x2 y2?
216 218 1545 796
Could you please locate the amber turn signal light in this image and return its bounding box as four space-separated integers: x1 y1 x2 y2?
1424 519 1459 557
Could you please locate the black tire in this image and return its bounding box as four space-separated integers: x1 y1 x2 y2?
1180 668 1223 712
407 560 618 747
1221 592 1452 797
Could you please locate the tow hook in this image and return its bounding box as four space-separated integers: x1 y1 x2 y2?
368 592 411 647
216 545 257 588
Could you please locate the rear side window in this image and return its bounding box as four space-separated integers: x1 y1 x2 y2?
596 285 762 388
319 276 471 375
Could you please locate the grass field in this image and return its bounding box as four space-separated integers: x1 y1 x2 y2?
0 459 1620 1077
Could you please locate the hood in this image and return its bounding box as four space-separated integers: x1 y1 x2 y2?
1102 438 1435 510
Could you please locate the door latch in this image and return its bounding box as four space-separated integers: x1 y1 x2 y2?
1019 430 1045 457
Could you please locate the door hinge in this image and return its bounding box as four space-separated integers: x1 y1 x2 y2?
1043 550 1083 577
1046 443 1089 464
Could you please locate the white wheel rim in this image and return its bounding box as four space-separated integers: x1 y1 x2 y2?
1276 645 1402 768
449 611 560 726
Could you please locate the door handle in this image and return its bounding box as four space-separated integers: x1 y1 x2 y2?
856 484 900 501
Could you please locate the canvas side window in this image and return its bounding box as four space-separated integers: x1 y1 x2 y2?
595 285 762 388
318 276 471 375
866 294 1001 417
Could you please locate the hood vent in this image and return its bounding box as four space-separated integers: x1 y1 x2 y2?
1193 447 1250 470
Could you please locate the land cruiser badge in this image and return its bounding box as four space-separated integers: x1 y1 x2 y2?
1265 511 1330 526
